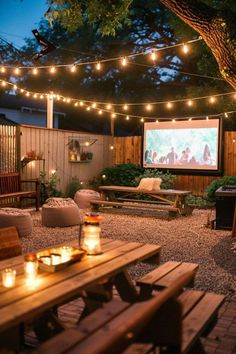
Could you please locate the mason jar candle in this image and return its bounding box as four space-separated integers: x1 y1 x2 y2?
82 214 102 255
24 253 38 279
2 268 16 288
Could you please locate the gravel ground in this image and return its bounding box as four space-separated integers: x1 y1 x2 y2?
23 207 236 300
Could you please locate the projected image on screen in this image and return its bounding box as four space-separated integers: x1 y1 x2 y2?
143 119 220 171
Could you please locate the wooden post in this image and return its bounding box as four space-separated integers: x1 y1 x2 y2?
47 93 54 129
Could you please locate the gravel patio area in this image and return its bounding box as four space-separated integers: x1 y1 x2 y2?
23 207 236 300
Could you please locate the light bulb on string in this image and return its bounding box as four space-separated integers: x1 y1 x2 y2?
56 95 61 101
40 95 44 99
167 102 173 109
74 102 78 107
121 57 127 66
92 103 97 109
126 115 130 120
1 81 6 87
25 92 30 97
1 67 6 73
182 44 189 54
20 89 24 93
98 110 103 115
96 62 101 71
111 113 116 118
70 65 76 73
33 93 37 99
63 98 66 102
209 96 216 104
146 104 152 111
110 145 114 150
14 68 20 75
49 66 56 74
123 104 128 111
66 98 71 103
80 101 84 106
32 68 38 75
187 100 193 107
140 118 144 123
86 106 91 111
106 104 112 110
13 85 17 90
224 112 228 118
150 50 157 61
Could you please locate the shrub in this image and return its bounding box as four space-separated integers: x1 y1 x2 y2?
206 176 236 202
137 169 176 189
101 163 144 186
40 171 63 202
65 176 82 198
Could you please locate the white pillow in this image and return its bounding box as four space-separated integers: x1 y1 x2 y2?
137 178 154 191
153 178 162 190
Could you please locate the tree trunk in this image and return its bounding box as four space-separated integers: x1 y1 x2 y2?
160 0 236 89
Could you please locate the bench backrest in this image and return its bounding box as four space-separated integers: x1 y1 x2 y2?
37 271 194 354
0 173 21 194
0 226 22 260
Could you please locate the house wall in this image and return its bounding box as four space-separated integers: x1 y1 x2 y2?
20 125 113 193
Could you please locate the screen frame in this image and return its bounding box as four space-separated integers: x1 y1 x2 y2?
142 118 224 176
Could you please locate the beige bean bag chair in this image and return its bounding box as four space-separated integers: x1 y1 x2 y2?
74 189 100 209
42 197 81 227
0 208 33 237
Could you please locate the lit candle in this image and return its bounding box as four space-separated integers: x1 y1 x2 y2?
60 246 72 263
51 253 61 265
82 214 102 255
2 268 16 288
40 256 51 265
24 253 38 279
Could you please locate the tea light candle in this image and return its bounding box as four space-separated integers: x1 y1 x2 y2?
60 246 72 263
24 253 38 279
51 253 61 265
2 268 16 288
40 256 51 265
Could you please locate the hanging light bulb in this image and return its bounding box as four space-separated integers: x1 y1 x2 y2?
63 97 66 102
110 145 114 150
20 89 24 93
123 104 128 111
187 100 193 107
70 65 76 73
14 68 20 75
56 95 61 101
150 50 157 61
85 141 90 146
40 95 44 99
182 44 189 54
26 92 30 97
146 104 152 111
66 98 71 103
111 113 116 118
1 81 6 87
1 67 6 73
80 101 84 106
92 103 97 109
209 96 216 103
32 68 38 75
126 115 130 120
140 118 144 122
33 93 37 99
74 102 78 107
96 62 101 71
167 102 173 109
121 57 127 66
50 66 56 74
98 110 103 115
224 112 228 118
13 84 17 90
106 104 112 110
86 106 91 111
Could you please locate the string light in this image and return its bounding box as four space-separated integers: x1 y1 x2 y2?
50 66 56 74
187 100 193 107
209 96 216 103
123 104 128 111
32 68 38 75
70 65 76 73
224 112 228 118
126 115 130 120
92 103 97 109
150 50 157 61
86 106 91 111
110 145 114 150
98 110 103 115
96 62 101 71
1 81 6 87
80 101 84 106
146 104 152 111
1 67 6 73
14 68 20 75
74 102 78 107
182 44 189 54
111 113 116 118
106 104 112 110
140 118 144 122
121 57 127 66
167 102 173 109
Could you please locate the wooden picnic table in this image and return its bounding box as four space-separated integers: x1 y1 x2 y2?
92 186 193 217
0 238 161 351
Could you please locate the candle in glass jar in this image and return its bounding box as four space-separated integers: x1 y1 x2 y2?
24 253 38 279
40 256 51 265
82 214 102 255
2 268 16 288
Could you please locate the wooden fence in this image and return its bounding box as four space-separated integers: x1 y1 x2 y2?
0 124 19 173
20 125 113 193
113 131 236 196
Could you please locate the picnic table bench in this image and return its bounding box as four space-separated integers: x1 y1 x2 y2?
35 271 225 354
0 172 40 211
91 186 193 217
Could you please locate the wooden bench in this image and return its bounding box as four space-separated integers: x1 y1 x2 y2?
35 272 224 354
0 172 40 211
93 186 194 217
0 226 22 260
136 261 199 299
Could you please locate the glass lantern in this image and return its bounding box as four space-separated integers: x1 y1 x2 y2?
82 214 102 255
